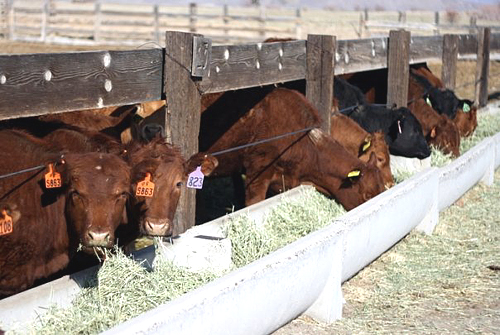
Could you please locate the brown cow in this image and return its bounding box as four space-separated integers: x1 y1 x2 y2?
409 65 477 137
408 76 461 157
0 129 130 297
125 138 217 237
331 113 394 188
201 88 385 210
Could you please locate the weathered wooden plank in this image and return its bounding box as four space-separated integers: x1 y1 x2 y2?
409 35 442 63
442 34 459 90
457 34 478 55
164 31 201 236
0 49 163 120
335 37 388 74
475 27 490 107
387 30 410 108
305 34 335 134
198 39 307 94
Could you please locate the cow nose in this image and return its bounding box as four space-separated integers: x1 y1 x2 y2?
87 231 111 247
144 219 171 236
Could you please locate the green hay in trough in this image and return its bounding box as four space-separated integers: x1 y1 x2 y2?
224 188 345 268
15 245 218 335
13 188 344 335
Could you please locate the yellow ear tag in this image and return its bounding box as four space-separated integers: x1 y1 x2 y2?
362 139 371 152
0 210 13 236
347 170 361 178
136 173 155 197
45 163 62 189
425 96 432 107
462 103 471 113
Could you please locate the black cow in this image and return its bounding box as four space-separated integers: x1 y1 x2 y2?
335 77 430 159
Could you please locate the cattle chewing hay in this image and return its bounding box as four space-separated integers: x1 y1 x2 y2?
17 188 343 334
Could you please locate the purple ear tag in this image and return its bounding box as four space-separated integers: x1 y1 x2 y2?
187 166 204 189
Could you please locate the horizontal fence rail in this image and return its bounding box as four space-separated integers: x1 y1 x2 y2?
0 32 499 118
1 1 498 45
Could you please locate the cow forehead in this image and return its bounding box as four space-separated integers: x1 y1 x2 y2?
65 154 130 188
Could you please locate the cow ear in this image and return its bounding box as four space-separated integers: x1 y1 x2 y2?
186 153 218 176
430 126 437 139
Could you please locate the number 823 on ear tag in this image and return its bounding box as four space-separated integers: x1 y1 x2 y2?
187 166 204 189
136 173 155 197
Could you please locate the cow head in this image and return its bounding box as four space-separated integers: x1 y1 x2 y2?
127 138 218 237
359 131 394 188
59 153 131 250
308 129 385 210
388 107 430 159
428 114 461 157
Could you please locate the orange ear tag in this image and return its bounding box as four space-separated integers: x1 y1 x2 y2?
136 173 155 197
45 163 62 189
0 210 13 236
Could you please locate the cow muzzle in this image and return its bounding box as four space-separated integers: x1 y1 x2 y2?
142 218 172 237
85 230 113 248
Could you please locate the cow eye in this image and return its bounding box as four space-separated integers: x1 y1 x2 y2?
176 181 183 188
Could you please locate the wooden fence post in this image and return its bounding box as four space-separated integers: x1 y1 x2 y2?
189 3 196 33
2 0 10 39
94 1 101 43
441 34 458 90
41 0 48 42
295 7 301 39
305 34 335 135
387 29 410 108
469 16 477 34
153 4 159 43
223 4 229 38
475 27 490 107
434 11 440 35
164 31 203 235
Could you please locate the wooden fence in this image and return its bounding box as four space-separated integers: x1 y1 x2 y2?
1 0 499 45
0 29 498 233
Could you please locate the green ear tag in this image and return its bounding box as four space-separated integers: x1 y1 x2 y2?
462 103 470 113
425 96 432 107
347 170 361 178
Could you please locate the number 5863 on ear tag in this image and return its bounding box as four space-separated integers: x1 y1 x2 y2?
187 166 204 189
45 163 62 189
136 173 155 197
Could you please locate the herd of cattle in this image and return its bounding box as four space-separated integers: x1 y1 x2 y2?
0 59 477 298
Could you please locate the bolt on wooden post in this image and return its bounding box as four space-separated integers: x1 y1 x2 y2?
305 34 335 135
164 31 204 236
386 29 410 108
475 27 491 108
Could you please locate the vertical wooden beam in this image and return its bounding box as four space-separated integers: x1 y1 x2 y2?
153 4 159 43
441 34 459 90
295 7 301 39
94 1 101 43
189 3 196 33
258 5 265 38
387 29 410 108
475 27 491 107
434 11 440 35
469 16 477 34
8 0 14 40
164 31 202 235
305 34 335 135
223 4 229 38
41 0 48 42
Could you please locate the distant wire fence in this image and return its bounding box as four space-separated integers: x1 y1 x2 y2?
1 0 500 46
